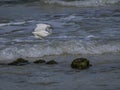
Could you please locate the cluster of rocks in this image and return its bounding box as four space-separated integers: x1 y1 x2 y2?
33 59 58 64
7 58 58 66
7 57 92 70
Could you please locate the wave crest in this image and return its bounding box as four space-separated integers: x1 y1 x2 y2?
43 0 120 7
0 40 120 60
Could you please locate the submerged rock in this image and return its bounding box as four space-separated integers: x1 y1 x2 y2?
33 59 46 64
71 58 92 70
8 58 29 66
46 60 58 64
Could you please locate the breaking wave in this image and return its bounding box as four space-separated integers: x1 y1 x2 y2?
0 0 120 7
0 40 120 60
43 0 120 7
0 20 34 27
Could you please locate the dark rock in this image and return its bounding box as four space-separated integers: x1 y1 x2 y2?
46 60 58 64
71 58 92 69
8 58 29 66
33 59 46 64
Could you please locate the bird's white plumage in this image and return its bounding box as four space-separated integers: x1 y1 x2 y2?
32 23 52 39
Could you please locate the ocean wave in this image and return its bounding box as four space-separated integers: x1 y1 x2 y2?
0 0 119 7
0 40 120 60
0 20 34 27
0 21 26 27
43 0 120 7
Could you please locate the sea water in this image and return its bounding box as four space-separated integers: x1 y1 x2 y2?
0 0 120 90
0 0 120 61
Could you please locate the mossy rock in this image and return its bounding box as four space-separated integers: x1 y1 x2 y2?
71 58 92 70
33 59 46 64
46 60 58 64
8 58 29 66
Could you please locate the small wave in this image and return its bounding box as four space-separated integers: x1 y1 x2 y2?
0 20 34 27
0 21 25 27
0 40 120 60
0 0 119 7
44 0 120 7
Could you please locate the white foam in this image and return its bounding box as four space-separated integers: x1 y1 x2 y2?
62 15 76 21
0 23 8 27
32 23 53 39
44 0 119 7
0 40 120 61
0 21 26 27
85 35 97 40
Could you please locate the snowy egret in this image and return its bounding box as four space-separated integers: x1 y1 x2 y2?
32 23 52 39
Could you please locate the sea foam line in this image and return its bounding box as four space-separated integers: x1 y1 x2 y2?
0 20 35 27
44 0 120 7
0 40 120 60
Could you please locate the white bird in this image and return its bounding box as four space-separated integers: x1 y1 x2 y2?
32 23 52 39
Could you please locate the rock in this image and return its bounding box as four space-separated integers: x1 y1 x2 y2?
71 58 92 69
8 58 29 66
46 60 58 64
33 59 46 64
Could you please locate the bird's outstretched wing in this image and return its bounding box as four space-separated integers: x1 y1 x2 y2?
32 23 53 39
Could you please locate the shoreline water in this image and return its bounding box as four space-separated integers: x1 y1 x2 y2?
0 0 120 90
0 53 120 90
0 53 120 63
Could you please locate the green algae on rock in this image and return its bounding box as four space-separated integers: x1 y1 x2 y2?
8 58 29 66
46 60 58 64
71 58 92 70
33 59 46 64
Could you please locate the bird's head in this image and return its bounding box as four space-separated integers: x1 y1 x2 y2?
46 24 53 34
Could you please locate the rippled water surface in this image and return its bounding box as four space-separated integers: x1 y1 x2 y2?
0 0 120 60
0 1 120 89
0 54 120 90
